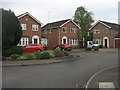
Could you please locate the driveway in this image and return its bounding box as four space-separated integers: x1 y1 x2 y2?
2 49 118 88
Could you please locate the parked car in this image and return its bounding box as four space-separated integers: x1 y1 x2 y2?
87 41 100 48
23 44 44 52
53 44 72 51
42 43 47 50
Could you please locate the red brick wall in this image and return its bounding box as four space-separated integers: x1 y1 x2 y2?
91 23 118 48
60 21 79 45
19 15 41 44
42 21 80 49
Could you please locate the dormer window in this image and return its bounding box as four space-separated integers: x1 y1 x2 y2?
32 24 38 31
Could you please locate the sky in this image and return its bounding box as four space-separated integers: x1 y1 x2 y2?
0 0 120 25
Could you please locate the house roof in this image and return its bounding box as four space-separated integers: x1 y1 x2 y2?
90 20 120 31
18 12 43 25
42 19 80 29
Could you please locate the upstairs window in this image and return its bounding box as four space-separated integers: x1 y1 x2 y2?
21 24 26 30
94 29 100 34
62 27 67 33
70 28 76 33
104 28 109 33
44 29 48 34
32 24 39 31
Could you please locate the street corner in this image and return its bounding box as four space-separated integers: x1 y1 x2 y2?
85 66 118 89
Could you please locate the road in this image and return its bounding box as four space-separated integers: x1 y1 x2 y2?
2 50 118 88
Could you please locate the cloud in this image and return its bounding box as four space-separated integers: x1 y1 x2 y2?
1 0 119 24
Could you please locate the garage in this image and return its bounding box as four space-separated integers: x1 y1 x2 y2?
114 32 120 48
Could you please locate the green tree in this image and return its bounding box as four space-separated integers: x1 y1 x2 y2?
2 9 22 50
74 6 94 47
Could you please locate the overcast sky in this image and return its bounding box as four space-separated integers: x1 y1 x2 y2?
1 0 120 25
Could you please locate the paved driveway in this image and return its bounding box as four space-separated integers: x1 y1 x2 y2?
2 49 118 88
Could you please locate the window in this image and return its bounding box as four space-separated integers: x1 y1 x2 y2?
49 29 52 33
94 29 100 34
93 39 101 45
21 24 26 30
104 28 109 33
18 37 29 46
69 39 78 45
70 28 76 33
62 27 67 33
32 24 39 31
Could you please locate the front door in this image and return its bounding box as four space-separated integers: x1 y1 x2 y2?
34 39 37 44
63 39 66 44
105 39 107 48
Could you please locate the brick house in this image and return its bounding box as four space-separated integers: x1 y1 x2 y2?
90 20 120 48
17 12 42 46
42 19 80 49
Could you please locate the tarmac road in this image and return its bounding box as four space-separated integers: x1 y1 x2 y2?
2 49 118 88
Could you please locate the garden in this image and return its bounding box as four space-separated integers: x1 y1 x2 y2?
2 46 69 61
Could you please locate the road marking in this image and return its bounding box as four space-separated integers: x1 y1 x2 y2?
99 82 115 90
85 65 118 89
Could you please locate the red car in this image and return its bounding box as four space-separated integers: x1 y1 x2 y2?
53 44 72 51
23 44 44 52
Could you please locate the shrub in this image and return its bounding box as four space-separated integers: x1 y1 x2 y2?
74 46 80 49
50 53 55 58
93 46 99 51
10 54 20 59
2 46 23 57
39 52 51 59
63 51 69 56
53 48 65 57
17 56 26 60
27 54 33 60
34 51 41 59
6 57 13 60
85 48 92 51
99 45 103 48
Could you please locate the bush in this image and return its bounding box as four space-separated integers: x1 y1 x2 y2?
53 47 65 57
74 46 80 49
2 46 23 57
27 54 33 60
10 54 20 59
17 56 26 60
85 48 92 51
34 51 41 59
39 52 51 59
63 51 69 56
93 46 99 51
6 57 13 60
50 53 55 58
99 45 103 48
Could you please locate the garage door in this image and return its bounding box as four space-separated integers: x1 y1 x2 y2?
115 39 120 48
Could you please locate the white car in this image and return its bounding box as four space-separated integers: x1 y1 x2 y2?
87 41 100 48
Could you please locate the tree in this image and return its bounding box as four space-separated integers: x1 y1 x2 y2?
74 6 94 47
2 9 22 50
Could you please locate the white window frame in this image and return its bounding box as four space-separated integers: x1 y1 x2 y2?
70 28 76 33
18 37 29 46
94 29 100 34
21 23 26 30
32 24 39 31
69 39 78 45
62 27 67 33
